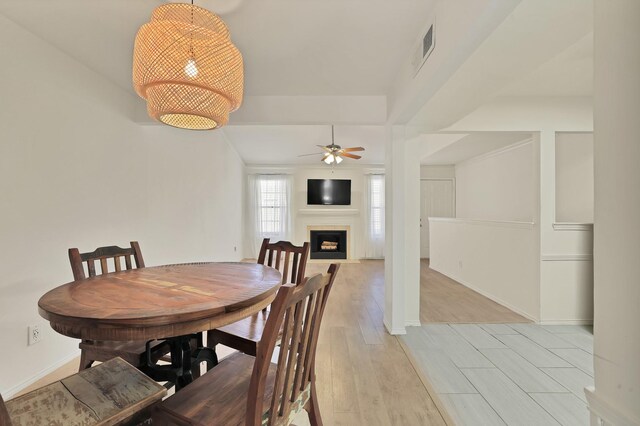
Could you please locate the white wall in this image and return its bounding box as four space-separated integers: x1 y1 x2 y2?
555 132 594 223
456 141 535 222
588 1 640 424
428 140 541 320
539 131 594 325
429 218 539 320
0 14 245 396
420 165 455 179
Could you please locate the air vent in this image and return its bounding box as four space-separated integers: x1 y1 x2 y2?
412 22 435 76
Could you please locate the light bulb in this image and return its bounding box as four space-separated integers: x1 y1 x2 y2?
335 155 343 164
324 154 335 164
185 58 198 78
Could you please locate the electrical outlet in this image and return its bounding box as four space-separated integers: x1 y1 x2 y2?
28 325 41 345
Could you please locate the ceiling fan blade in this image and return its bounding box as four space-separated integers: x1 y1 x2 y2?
341 153 362 160
298 153 321 157
342 147 365 152
316 145 332 153
321 153 330 162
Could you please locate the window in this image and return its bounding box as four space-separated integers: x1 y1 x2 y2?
364 174 385 258
369 175 385 237
258 177 289 236
248 174 292 257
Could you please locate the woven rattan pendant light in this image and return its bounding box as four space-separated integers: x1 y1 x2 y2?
133 3 243 130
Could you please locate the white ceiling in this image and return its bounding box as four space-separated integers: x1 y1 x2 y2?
224 125 385 165
420 132 533 165
406 0 594 131
0 1 594 168
0 0 436 97
499 34 593 97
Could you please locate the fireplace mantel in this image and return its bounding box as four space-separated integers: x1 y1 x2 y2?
298 209 359 216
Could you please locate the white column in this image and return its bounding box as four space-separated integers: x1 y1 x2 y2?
404 137 422 326
383 126 422 334
384 126 406 334
587 1 640 425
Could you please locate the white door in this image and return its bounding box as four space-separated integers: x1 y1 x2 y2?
420 180 455 258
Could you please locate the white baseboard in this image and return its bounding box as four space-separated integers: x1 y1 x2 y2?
429 265 538 322
405 320 422 327
585 386 640 426
539 319 593 325
2 350 80 398
383 319 407 335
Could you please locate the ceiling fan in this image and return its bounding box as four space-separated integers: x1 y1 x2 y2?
299 126 365 164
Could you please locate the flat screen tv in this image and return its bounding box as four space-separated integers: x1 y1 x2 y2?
307 179 351 205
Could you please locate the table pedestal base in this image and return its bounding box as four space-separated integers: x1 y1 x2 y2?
142 334 218 391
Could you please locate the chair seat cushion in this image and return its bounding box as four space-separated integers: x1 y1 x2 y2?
209 311 288 358
209 311 270 355
157 352 310 426
157 352 275 425
6 358 166 425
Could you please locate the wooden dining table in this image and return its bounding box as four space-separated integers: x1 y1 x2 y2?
38 262 282 389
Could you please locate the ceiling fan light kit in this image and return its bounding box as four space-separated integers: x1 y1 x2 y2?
132 3 243 130
314 126 364 165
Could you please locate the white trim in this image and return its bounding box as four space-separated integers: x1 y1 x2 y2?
538 319 593 325
299 208 359 216
383 319 407 335
428 217 535 230
456 138 534 167
429 264 538 322
363 167 385 175
2 350 80 398
405 320 422 327
246 164 384 174
585 387 640 426
541 254 593 261
553 223 594 231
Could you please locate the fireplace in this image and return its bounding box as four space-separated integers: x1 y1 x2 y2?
309 230 347 260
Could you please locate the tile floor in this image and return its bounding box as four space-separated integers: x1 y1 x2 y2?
401 323 593 426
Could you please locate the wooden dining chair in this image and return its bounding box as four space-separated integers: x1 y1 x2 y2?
207 239 310 357
1 357 166 426
68 241 171 371
154 264 340 426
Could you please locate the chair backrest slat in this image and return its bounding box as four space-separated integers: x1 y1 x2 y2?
257 239 310 286
281 254 291 284
279 299 305 419
291 291 317 401
268 307 293 424
68 242 144 281
246 264 339 426
291 253 299 285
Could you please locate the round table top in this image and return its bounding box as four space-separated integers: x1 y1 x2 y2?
38 262 282 341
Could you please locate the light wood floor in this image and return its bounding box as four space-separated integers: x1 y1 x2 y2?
16 260 447 425
420 259 529 324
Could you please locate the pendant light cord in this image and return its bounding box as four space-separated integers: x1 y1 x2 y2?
189 0 195 59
